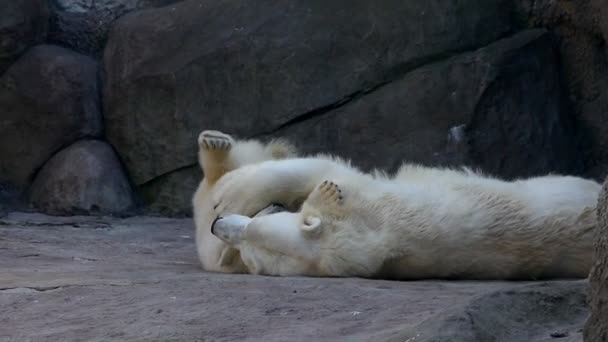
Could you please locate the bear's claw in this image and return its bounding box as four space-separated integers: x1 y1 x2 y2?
313 180 343 205
198 130 233 151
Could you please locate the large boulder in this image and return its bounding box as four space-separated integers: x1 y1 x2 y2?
520 0 608 181
104 0 522 187
29 140 137 216
48 0 182 56
139 166 201 217
274 29 583 178
585 177 608 341
0 0 49 75
0 45 102 192
142 29 584 215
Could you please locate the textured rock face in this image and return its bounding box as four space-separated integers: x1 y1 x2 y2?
48 0 181 56
0 45 102 191
521 0 608 180
585 177 608 342
103 0 521 186
0 0 602 218
102 0 595 215
28 140 136 215
274 29 582 178
0 0 49 75
139 166 201 217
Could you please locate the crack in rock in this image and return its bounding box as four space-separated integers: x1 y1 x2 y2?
250 31 515 138
0 282 156 293
0 220 112 229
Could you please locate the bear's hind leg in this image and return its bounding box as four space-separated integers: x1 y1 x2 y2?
198 130 234 185
309 180 343 204
302 180 346 222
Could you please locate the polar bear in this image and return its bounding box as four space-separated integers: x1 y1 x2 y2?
210 156 600 279
192 130 297 273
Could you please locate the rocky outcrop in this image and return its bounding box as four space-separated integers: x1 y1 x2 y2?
103 0 522 186
0 45 102 192
48 0 182 56
520 0 608 181
103 0 586 213
0 0 604 217
28 140 136 216
273 29 582 178
585 177 608 341
0 0 49 75
139 166 200 217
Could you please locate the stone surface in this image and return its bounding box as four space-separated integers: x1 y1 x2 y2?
28 140 137 216
270 29 583 178
0 212 589 341
0 45 102 191
585 177 608 341
48 0 181 56
139 166 201 217
520 0 608 181
0 0 49 75
103 0 521 186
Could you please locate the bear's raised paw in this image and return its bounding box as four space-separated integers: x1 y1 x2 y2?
198 130 233 151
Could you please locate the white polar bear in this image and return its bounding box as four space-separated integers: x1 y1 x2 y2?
192 130 297 273
211 156 600 279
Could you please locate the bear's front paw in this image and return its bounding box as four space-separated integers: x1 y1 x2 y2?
212 170 268 217
198 130 234 151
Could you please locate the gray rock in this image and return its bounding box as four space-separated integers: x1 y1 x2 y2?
600 2 608 42
139 166 201 217
0 182 26 215
0 212 590 341
54 0 140 13
0 45 102 192
267 30 583 179
584 177 608 341
378 282 588 342
48 0 181 56
103 0 521 186
0 0 49 75
28 140 136 216
53 0 176 12
520 0 608 181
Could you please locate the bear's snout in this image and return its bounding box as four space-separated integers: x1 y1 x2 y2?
210 214 252 245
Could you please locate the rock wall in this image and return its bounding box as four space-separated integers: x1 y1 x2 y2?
585 177 608 341
48 0 180 57
0 0 606 217
521 0 608 180
0 0 49 74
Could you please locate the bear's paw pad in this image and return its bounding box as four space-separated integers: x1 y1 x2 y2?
198 130 233 151
313 180 343 205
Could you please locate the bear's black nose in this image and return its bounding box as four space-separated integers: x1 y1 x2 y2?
211 216 222 235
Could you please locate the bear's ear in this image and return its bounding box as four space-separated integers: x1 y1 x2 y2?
300 216 321 238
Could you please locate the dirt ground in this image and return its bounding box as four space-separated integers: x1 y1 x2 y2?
0 212 589 341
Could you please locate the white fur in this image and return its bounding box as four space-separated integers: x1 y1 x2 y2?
192 130 297 273
212 157 600 280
